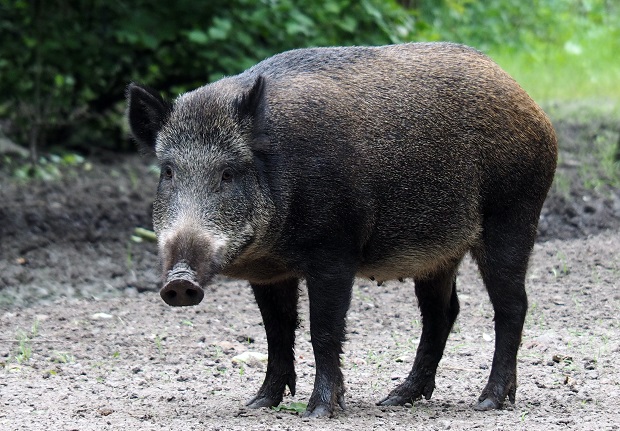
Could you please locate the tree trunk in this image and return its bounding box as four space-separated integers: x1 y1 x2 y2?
30 0 43 166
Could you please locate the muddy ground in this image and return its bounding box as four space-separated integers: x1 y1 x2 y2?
1 109 619 430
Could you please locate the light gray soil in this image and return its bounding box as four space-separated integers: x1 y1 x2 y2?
1 113 619 430
1 233 619 430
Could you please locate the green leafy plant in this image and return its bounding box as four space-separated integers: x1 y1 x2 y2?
271 402 308 414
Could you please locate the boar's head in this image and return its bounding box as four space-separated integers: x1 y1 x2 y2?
127 76 275 306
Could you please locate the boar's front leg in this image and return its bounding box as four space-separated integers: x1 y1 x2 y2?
304 267 355 418
247 279 299 409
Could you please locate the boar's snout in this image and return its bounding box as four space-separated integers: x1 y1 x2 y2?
158 228 221 306
160 261 205 306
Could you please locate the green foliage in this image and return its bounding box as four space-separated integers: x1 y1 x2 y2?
5 152 86 181
426 0 620 101
490 23 620 102
427 0 618 52
0 0 415 155
0 0 618 159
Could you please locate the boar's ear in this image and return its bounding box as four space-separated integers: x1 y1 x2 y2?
237 76 274 177
235 75 265 120
126 83 172 151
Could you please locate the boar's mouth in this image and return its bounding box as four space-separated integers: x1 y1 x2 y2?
160 261 205 306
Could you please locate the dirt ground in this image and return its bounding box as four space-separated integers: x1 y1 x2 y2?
1 113 619 430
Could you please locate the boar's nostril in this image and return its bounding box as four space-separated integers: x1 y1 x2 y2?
160 277 204 307
163 290 177 300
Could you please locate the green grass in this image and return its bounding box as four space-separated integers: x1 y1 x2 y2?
13 319 40 364
14 331 33 363
154 334 165 356
489 27 620 103
54 352 76 363
552 251 570 279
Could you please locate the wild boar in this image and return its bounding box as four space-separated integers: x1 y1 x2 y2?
127 42 557 417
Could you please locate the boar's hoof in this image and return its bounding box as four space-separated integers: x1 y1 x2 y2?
377 377 435 406
474 382 515 410
302 403 332 418
160 278 204 306
376 395 411 406
474 397 501 411
246 396 280 409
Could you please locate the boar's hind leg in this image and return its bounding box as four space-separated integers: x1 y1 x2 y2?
304 268 355 418
378 264 460 406
471 211 535 411
247 279 299 409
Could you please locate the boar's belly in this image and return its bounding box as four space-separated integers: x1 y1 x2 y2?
358 240 472 282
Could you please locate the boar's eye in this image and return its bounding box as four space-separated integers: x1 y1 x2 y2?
221 168 233 183
162 164 174 180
